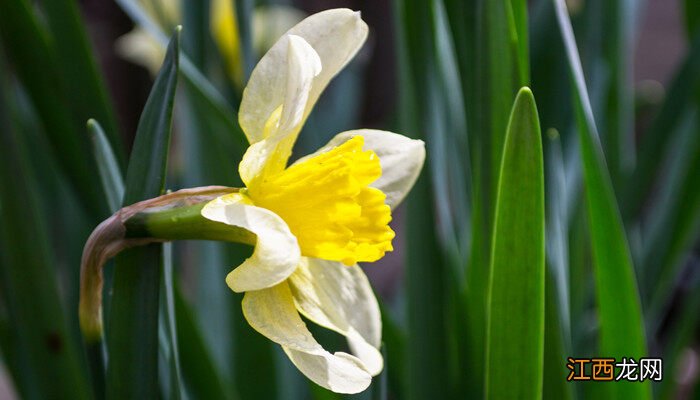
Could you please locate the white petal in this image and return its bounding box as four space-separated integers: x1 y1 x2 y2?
243 282 372 393
200 193 300 292
288 258 383 376
238 35 321 185
278 35 322 136
239 8 368 145
294 129 426 209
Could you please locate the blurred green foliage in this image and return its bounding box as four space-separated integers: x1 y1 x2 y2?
0 0 699 399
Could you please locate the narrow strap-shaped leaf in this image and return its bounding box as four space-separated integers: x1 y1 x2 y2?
86 118 126 400
88 119 125 212
643 108 700 325
0 70 91 400
601 0 635 185
553 1 650 398
542 269 573 400
461 6 531 387
160 244 184 399
106 27 180 399
544 130 571 337
394 1 453 398
38 0 125 167
116 0 248 157
0 0 109 220
485 87 545 399
623 33 700 218
174 285 237 400
484 0 521 180
510 0 530 84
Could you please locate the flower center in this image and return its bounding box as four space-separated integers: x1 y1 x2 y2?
246 136 395 265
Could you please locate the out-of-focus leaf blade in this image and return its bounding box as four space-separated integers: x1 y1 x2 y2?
175 285 237 400
0 0 109 220
510 0 530 84
553 1 650 398
106 28 180 399
379 302 407 399
658 274 700 400
485 88 545 399
684 0 700 38
0 71 91 400
161 243 184 399
643 108 700 324
116 0 248 157
623 34 700 218
543 269 573 400
394 0 453 398
38 0 125 166
545 130 571 336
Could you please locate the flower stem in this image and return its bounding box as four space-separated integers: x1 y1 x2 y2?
79 186 255 342
125 202 256 245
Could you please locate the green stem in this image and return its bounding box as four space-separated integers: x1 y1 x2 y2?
125 202 256 245
79 187 254 342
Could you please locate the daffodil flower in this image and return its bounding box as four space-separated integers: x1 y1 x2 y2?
80 8 424 394
191 10 424 392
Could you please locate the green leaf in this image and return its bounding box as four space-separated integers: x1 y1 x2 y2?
88 119 125 212
543 269 573 400
106 27 180 399
600 0 635 186
485 87 545 399
86 117 125 400
229 286 280 400
443 4 531 393
0 68 91 400
643 108 700 325
484 0 523 185
174 285 237 400
379 302 407 400
684 0 700 38
553 1 650 398
623 33 700 218
510 0 530 84
38 0 125 167
116 0 248 159
0 0 109 220
160 244 184 399
394 0 455 398
544 129 571 336
657 278 700 400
